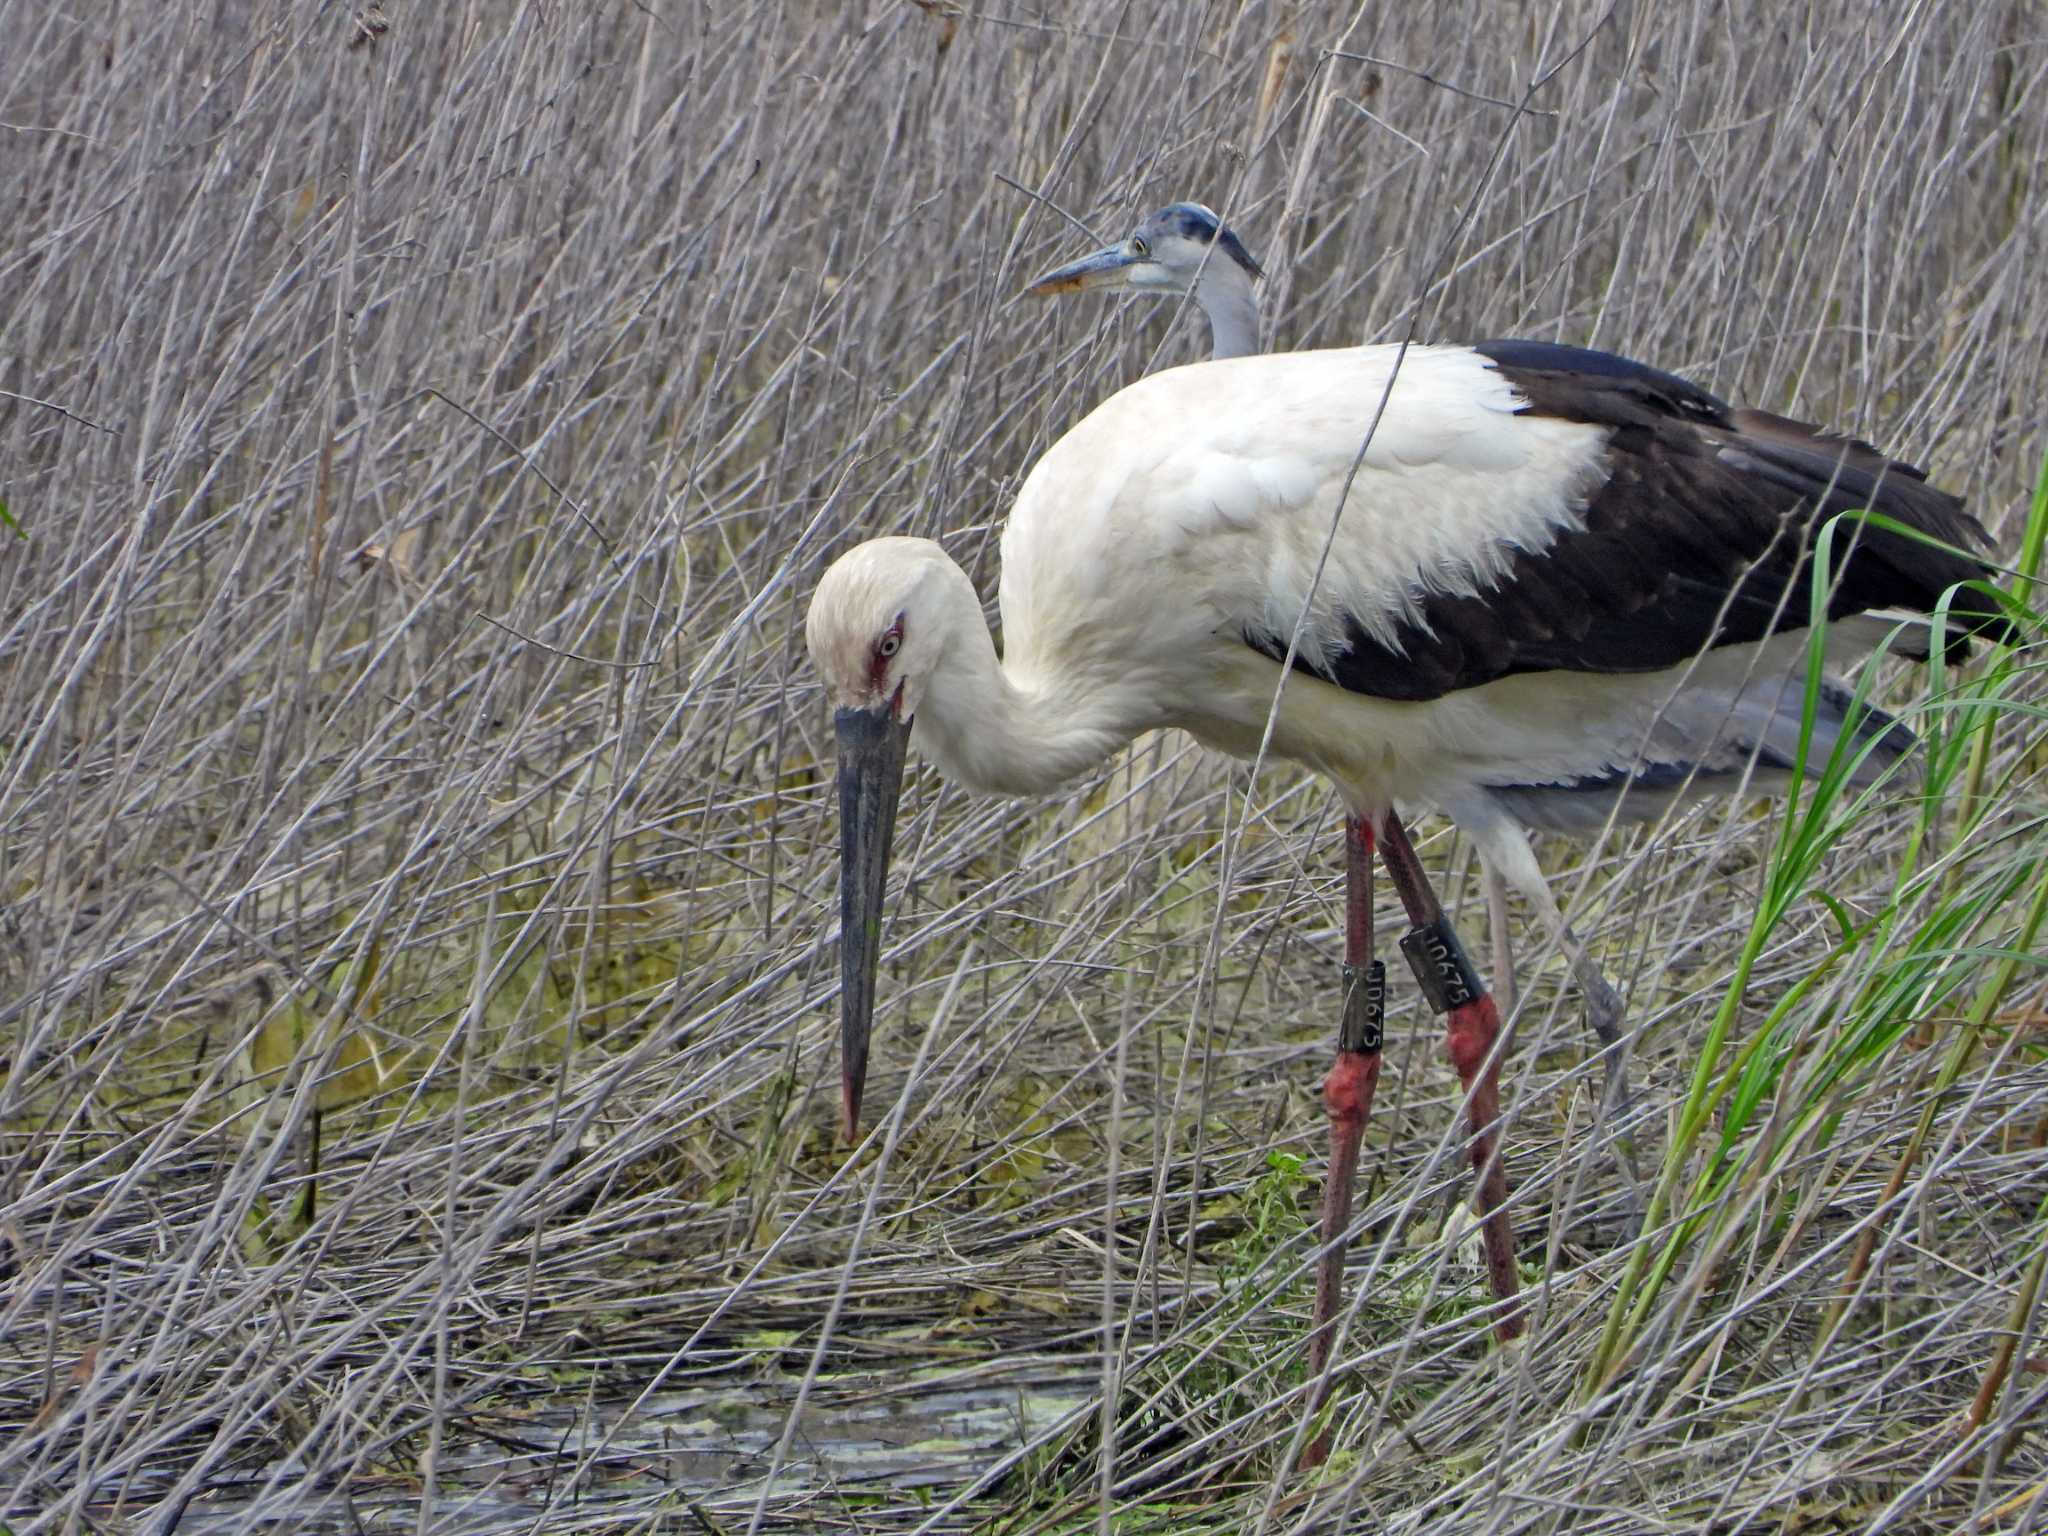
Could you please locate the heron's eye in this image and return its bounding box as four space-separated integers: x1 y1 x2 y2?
1131 236 1150 258
876 632 901 659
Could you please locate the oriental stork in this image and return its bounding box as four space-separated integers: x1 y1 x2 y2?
807 338 2001 1419
1025 201 1556 1045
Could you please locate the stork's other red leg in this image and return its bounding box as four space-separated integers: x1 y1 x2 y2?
1303 815 1384 1467
1380 814 1526 1343
1441 990 1520 1322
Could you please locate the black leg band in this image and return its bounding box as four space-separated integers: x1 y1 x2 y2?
1339 959 1385 1053
1399 916 1483 1014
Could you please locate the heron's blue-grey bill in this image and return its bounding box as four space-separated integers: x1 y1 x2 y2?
1021 243 1138 297
834 704 911 1140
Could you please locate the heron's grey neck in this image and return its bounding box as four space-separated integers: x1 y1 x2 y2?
1193 261 1261 359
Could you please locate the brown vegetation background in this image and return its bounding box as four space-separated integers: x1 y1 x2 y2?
3 2 2045 1531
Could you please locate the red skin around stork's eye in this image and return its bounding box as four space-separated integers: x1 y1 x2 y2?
868 618 903 694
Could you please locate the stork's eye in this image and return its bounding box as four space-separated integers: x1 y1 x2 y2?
866 618 905 690
1131 236 1150 258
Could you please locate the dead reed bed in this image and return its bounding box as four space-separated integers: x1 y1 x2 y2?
2 2 2045 1530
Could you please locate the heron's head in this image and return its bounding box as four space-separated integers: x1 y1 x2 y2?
806 536 977 1140
1022 201 1263 300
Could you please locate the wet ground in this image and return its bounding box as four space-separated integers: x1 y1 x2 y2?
162 1355 1095 1532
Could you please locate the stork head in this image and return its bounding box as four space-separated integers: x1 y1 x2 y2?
1021 201 1263 301
808 536 976 725
805 537 973 1140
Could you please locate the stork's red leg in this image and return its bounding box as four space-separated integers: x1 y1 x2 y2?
1441 989 1520 1321
1380 814 1526 1343
1303 816 1384 1467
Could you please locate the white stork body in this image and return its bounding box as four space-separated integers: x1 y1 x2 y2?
812 336 1997 1402
912 347 1610 797
816 342 1972 942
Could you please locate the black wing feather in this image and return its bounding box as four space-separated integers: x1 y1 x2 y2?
1244 340 2004 703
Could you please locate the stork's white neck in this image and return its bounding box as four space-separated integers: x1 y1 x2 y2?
908 576 1147 798
1193 259 1260 359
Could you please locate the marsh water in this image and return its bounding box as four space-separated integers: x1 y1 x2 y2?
164 1356 1093 1532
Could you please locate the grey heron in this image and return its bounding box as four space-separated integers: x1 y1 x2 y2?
1023 200 1265 359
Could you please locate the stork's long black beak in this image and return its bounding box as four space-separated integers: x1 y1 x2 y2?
834 703 911 1142
1021 243 1139 297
